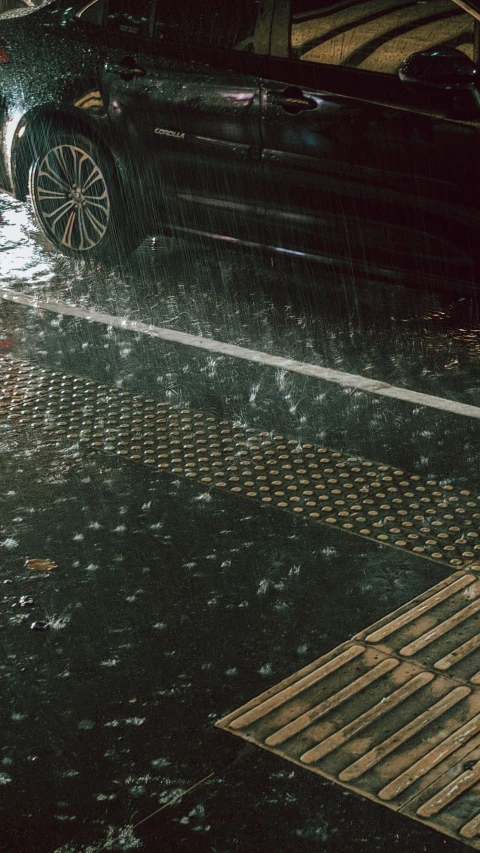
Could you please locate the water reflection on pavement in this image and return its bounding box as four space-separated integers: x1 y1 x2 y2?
0 192 478 852
1 192 480 404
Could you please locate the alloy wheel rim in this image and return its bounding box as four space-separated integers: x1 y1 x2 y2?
35 144 111 251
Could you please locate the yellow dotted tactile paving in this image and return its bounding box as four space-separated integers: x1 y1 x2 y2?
3 354 480 845
0 355 479 572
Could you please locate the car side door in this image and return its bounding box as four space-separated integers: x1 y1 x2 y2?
102 0 273 239
261 0 480 269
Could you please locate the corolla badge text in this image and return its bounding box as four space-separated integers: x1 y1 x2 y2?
154 128 185 139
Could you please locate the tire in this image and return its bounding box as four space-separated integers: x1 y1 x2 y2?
28 131 141 260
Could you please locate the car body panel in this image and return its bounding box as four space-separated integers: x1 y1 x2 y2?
0 0 477 276
99 1 273 236
262 0 480 265
0 2 114 194
102 50 265 236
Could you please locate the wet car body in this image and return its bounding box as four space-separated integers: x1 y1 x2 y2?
0 0 479 278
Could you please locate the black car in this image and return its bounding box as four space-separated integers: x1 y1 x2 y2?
0 0 479 279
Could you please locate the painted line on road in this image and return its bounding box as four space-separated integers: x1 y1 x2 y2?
1 287 479 420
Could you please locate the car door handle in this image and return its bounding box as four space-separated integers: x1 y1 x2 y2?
104 59 147 79
267 88 316 114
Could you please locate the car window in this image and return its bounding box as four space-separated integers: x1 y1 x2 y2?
154 0 264 52
290 0 475 73
104 0 152 37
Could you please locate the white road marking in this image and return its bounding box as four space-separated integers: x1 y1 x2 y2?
1 287 479 420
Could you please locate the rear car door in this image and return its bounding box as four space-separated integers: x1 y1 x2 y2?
261 0 480 272
102 0 272 239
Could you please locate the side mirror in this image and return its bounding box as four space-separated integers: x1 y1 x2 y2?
399 46 478 89
398 47 480 113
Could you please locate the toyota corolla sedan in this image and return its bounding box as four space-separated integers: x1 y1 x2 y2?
0 0 479 280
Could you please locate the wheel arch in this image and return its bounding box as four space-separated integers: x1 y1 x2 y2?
11 106 124 202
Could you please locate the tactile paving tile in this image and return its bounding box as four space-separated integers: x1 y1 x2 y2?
328 468 480 568
216 625 480 848
1 355 480 569
402 735 480 846
0 359 53 409
4 357 480 844
355 571 480 685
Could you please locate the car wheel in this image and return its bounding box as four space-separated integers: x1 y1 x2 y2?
28 132 141 259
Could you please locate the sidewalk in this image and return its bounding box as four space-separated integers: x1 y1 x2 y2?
0 355 461 853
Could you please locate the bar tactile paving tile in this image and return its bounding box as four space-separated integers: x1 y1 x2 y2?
217 576 480 848
355 572 480 684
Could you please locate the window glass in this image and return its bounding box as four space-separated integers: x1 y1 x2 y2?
154 0 261 52
105 0 151 37
290 0 475 73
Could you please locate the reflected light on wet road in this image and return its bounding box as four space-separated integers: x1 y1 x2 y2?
0 187 480 853
0 197 54 285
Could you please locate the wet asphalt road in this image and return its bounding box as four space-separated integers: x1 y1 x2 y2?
1 194 480 852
